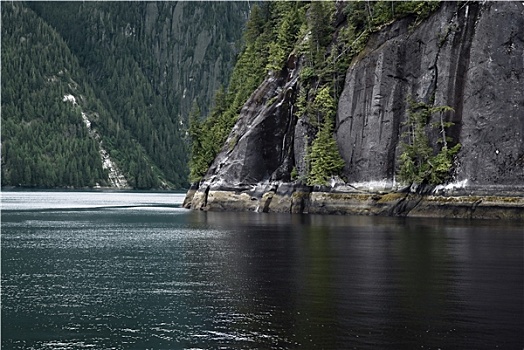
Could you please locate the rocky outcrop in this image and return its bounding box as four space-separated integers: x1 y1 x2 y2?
184 181 524 220
184 2 524 220
203 56 301 187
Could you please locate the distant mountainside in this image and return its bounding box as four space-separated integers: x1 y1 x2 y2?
1 1 250 189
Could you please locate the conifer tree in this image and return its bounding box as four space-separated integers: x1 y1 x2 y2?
398 99 461 185
308 119 345 186
307 86 345 185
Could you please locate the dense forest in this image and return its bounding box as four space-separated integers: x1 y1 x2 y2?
1 1 249 189
188 1 441 185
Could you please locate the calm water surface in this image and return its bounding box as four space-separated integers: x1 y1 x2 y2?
2 191 523 349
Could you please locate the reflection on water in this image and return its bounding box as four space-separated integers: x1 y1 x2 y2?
1 191 523 349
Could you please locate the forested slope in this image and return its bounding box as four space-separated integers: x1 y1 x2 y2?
2 3 108 188
1 1 249 189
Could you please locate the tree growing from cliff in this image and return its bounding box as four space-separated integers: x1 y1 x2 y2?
308 119 345 186
309 1 334 68
188 87 237 183
188 2 304 183
188 103 208 183
266 2 304 71
307 86 345 185
398 99 461 185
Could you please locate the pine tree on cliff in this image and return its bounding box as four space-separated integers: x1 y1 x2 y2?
307 86 345 185
308 119 345 186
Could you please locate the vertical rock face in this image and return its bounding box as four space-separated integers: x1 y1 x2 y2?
456 2 524 186
337 1 524 187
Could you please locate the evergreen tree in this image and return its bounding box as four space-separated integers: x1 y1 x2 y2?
1 2 108 188
266 2 303 71
308 1 334 67
306 86 345 185
398 99 461 185
186 0 443 186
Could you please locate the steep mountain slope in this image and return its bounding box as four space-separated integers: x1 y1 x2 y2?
185 1 524 219
2 1 250 189
1 3 109 188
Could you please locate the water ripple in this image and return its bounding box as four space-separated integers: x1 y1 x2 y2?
2 192 523 349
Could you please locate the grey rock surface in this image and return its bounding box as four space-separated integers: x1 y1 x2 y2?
204 63 301 188
143 2 250 119
337 1 524 187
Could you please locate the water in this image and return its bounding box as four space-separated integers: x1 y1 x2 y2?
2 191 523 349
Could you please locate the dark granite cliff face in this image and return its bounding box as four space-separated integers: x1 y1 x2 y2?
204 58 300 187
337 1 524 187
185 2 524 219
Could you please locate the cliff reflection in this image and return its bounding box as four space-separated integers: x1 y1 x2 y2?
182 211 522 348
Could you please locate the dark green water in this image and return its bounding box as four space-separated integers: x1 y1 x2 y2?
2 191 523 349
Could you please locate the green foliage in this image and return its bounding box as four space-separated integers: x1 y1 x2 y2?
1 3 107 188
188 103 206 183
398 99 461 185
290 166 299 181
295 88 308 118
188 3 308 183
297 1 440 184
307 119 345 186
427 144 462 185
314 86 337 119
299 66 316 82
266 2 304 71
345 1 441 32
338 1 442 88
308 1 335 67
188 86 235 182
305 86 345 185
2 2 248 189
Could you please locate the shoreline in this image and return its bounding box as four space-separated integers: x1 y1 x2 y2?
183 183 524 221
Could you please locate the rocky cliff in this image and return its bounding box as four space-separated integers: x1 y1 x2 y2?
184 1 524 219
337 1 523 188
